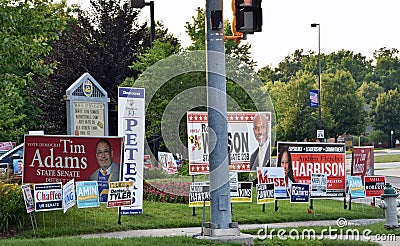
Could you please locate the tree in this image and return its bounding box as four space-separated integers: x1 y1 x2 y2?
273 49 312 83
324 50 373 87
367 130 388 145
270 71 320 141
33 0 150 135
322 70 366 139
356 81 384 105
372 47 400 91
372 89 400 144
0 0 69 141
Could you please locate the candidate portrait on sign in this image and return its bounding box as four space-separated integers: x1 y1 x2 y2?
250 113 271 170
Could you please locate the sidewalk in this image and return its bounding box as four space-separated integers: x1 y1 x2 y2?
81 218 400 246
80 219 385 239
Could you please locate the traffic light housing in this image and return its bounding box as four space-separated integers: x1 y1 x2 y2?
130 0 146 8
234 0 262 34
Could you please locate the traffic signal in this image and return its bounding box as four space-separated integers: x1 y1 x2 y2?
234 0 262 33
130 0 146 8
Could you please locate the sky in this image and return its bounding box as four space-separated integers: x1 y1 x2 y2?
66 0 400 69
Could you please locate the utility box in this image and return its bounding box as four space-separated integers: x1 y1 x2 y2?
65 73 109 136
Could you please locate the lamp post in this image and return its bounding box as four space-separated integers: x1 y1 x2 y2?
311 23 322 134
130 0 155 47
391 130 394 148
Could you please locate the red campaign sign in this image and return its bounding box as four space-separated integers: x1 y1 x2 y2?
352 146 374 182
364 176 385 197
276 142 346 195
23 135 123 184
291 153 346 190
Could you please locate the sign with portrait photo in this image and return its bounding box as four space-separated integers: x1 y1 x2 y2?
23 135 123 203
187 111 271 174
276 142 346 198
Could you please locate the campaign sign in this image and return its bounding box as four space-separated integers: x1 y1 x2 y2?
63 179 76 213
257 167 287 198
189 182 210 207
23 135 123 184
187 112 272 174
21 184 35 213
34 183 63 212
352 146 374 182
107 181 135 208
118 87 145 215
229 172 239 197
158 152 178 174
13 159 23 176
290 183 310 203
276 142 346 198
76 181 100 208
256 183 275 204
311 173 327 197
347 176 366 198
231 182 253 203
364 176 385 197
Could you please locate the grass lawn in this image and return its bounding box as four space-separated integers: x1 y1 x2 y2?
374 154 400 163
9 196 383 239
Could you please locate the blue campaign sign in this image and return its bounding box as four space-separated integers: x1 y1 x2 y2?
76 181 100 208
347 176 366 198
309 90 319 107
290 183 310 203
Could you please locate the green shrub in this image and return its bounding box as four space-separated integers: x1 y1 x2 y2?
178 159 189 176
0 182 29 233
143 167 170 180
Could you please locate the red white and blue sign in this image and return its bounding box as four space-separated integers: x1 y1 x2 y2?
309 90 319 107
34 183 63 212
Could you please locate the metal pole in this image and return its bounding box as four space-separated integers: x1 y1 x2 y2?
149 1 155 46
206 0 232 229
317 24 321 130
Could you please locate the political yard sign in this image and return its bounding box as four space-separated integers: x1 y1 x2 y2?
187 111 271 174
76 181 100 208
34 183 63 212
276 142 346 198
